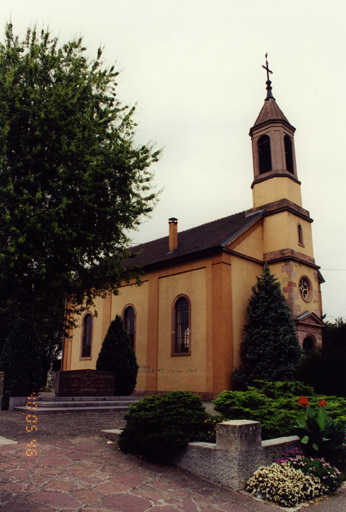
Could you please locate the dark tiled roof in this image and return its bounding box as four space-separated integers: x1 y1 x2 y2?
128 210 263 269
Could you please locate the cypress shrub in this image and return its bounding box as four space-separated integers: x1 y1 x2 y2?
96 315 138 396
233 263 302 389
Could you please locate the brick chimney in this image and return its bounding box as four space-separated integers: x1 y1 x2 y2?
168 218 178 252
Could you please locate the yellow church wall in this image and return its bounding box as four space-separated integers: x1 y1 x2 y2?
270 261 322 318
230 256 262 369
262 212 314 258
110 280 149 391
68 295 105 371
228 220 263 260
209 254 234 393
252 177 302 209
64 282 150 392
156 267 207 392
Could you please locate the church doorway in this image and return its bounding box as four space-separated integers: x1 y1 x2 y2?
303 336 316 353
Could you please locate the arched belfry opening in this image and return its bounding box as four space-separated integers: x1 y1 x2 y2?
258 135 272 174
284 134 294 173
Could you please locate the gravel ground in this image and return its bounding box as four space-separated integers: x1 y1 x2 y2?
0 398 215 443
0 410 126 442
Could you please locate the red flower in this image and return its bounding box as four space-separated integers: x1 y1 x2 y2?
318 399 327 407
298 396 310 407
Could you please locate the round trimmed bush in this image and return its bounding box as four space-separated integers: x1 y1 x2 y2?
118 391 209 462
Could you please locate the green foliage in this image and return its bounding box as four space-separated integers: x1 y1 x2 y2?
297 318 346 396
251 379 314 399
96 315 138 396
294 402 346 465
118 391 209 462
195 413 224 443
0 23 159 381
213 386 303 439
233 264 302 389
213 381 346 440
0 315 42 409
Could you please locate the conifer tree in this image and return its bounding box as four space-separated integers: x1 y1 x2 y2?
96 315 138 395
233 263 302 389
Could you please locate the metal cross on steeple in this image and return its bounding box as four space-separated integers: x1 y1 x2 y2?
262 53 274 100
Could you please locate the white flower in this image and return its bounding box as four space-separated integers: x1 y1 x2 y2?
245 463 328 508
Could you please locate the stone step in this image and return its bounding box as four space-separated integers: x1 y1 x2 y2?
36 395 141 402
33 399 137 408
14 404 131 414
13 395 142 414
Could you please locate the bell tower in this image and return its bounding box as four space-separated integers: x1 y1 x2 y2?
249 55 302 209
248 55 324 349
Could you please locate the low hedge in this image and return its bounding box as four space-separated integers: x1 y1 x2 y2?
213 380 346 439
118 391 210 462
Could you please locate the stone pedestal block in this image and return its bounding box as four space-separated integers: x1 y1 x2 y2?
216 419 261 451
55 369 115 396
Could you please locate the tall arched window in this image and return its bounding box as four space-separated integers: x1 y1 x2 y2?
298 224 304 246
81 313 92 358
172 296 191 355
284 135 294 173
258 135 272 174
123 305 135 349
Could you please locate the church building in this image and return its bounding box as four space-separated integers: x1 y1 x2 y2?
62 60 324 398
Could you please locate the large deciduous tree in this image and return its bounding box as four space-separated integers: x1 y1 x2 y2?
0 23 159 404
233 263 302 389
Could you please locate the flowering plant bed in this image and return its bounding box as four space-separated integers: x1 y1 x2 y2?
245 396 346 508
246 447 343 508
274 448 342 492
294 396 346 465
245 462 328 508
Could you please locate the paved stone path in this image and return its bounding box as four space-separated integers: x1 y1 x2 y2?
1 434 346 511
0 436 281 512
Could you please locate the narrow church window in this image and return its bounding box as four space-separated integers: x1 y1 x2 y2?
257 135 272 174
81 313 92 358
298 224 304 246
284 135 294 173
172 296 191 355
123 305 135 349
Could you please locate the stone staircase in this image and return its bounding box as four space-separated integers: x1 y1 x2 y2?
14 395 141 415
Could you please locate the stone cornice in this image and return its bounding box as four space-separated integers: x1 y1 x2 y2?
263 248 320 269
247 198 312 223
251 171 301 189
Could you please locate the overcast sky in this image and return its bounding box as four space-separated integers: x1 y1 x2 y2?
1 0 345 321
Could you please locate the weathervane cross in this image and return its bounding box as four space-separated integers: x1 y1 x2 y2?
262 53 273 81
262 53 274 100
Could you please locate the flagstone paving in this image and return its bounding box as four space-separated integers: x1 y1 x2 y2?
0 436 282 511
0 417 345 511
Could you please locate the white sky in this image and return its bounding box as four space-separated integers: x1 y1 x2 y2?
1 0 346 322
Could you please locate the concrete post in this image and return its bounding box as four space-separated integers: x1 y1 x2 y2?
216 419 261 451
